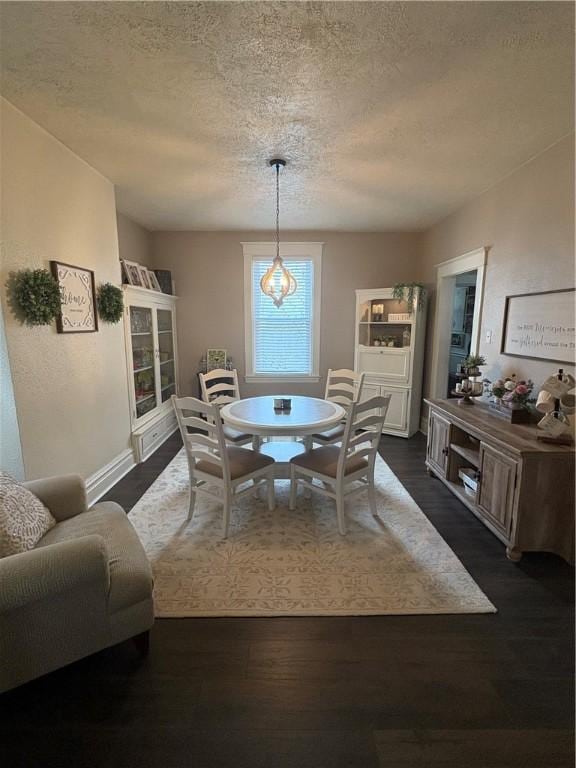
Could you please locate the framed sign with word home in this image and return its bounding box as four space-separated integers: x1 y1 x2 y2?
501 288 575 364
50 261 98 333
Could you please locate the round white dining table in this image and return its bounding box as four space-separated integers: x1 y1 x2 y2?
220 396 346 479
220 395 345 437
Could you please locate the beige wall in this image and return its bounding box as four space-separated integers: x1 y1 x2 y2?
0 99 131 480
419 134 575 400
151 231 421 397
117 212 153 267
0 294 24 479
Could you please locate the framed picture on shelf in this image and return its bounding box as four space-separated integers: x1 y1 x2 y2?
122 260 143 287
50 261 98 333
207 348 227 371
120 260 130 285
147 270 162 292
138 265 152 289
154 269 173 295
501 288 576 364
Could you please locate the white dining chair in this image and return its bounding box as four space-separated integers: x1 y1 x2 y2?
198 368 255 448
172 395 275 538
289 395 390 535
309 368 366 448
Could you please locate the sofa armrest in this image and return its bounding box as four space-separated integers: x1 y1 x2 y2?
23 474 88 521
0 535 110 613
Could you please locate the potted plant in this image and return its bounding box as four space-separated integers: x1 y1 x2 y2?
392 282 426 312
464 354 486 377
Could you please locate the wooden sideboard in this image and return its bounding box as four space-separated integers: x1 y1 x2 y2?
425 398 575 564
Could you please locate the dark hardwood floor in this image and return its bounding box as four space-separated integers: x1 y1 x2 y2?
2 433 573 768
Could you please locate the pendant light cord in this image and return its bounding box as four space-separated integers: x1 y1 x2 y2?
275 162 280 261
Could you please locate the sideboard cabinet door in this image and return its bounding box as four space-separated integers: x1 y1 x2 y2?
477 445 517 536
427 411 451 478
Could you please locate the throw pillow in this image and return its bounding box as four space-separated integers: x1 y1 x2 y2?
0 471 56 557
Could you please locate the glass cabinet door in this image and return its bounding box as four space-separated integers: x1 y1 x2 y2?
157 308 176 403
130 306 157 419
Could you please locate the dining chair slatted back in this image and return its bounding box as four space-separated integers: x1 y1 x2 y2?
324 368 365 409
199 368 240 407
290 395 391 535
172 394 228 476
309 369 366 448
198 368 253 447
338 396 391 474
172 395 275 538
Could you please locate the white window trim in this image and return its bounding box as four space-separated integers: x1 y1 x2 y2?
242 242 323 384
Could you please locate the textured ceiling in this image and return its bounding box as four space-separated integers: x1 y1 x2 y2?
0 2 574 231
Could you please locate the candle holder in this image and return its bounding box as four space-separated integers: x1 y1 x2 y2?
452 378 483 404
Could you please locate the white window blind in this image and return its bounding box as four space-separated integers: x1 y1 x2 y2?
251 258 314 375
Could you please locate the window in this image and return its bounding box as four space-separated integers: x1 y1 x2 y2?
243 242 322 382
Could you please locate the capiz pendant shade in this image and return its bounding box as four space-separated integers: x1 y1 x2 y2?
260 158 297 307
260 255 297 308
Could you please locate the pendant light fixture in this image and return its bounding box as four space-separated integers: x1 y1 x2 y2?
260 158 297 307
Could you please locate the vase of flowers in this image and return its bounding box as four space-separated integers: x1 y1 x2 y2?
490 375 535 423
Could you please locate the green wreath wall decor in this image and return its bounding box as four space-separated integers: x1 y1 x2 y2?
7 268 62 326
97 282 124 324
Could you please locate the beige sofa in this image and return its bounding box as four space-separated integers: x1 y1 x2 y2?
0 474 154 692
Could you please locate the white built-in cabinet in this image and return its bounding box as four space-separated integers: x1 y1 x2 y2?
123 286 179 462
354 288 427 438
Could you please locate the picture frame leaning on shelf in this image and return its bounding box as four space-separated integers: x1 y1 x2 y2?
137 265 152 290
121 259 143 287
207 349 227 371
147 270 162 292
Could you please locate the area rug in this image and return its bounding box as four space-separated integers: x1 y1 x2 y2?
128 450 496 617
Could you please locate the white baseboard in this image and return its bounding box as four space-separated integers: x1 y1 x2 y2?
86 448 135 506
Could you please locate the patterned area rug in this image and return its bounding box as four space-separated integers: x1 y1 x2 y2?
129 450 496 617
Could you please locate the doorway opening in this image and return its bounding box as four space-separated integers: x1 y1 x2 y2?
429 247 487 401
447 271 477 397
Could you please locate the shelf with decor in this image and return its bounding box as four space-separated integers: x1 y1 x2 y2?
123 285 180 462
354 288 427 438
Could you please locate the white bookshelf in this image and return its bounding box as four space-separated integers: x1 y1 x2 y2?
354 288 427 438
